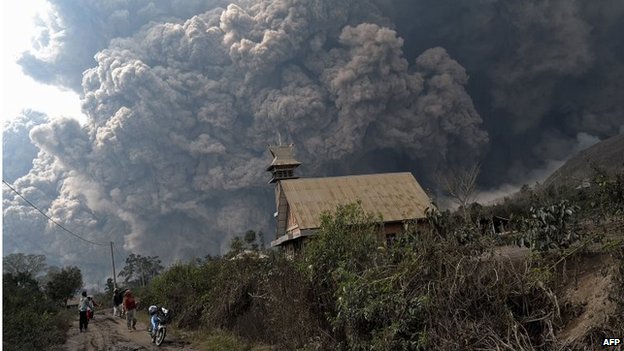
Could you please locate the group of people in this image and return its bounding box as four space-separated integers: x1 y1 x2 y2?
77 287 137 332
113 288 138 330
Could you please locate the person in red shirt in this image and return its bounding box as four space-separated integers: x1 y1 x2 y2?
87 296 99 320
123 290 137 330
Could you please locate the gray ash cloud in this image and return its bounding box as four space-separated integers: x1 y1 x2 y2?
3 111 49 183
375 0 624 183
5 0 623 284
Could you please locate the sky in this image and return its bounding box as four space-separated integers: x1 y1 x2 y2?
1 0 84 125
2 0 622 288
1 0 87 281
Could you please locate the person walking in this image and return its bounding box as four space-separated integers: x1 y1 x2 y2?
78 291 94 332
87 296 99 320
112 288 123 317
123 289 138 330
119 288 128 317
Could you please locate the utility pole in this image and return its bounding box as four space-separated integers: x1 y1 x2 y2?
140 263 145 287
110 241 117 289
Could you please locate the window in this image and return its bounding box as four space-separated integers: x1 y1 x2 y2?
274 169 294 179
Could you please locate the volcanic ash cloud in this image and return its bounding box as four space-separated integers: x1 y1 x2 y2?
6 0 490 284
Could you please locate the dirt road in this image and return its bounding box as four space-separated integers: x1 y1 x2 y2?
61 310 198 351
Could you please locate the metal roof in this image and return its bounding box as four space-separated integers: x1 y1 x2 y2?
280 172 432 230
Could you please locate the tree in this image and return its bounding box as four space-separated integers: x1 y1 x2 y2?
257 231 266 249
244 230 262 250
3 253 46 276
244 230 256 245
45 266 83 306
226 230 267 258
118 253 164 287
4 272 41 293
4 272 47 349
105 277 115 294
228 237 245 257
4 271 73 350
38 266 61 287
300 203 381 324
437 162 481 218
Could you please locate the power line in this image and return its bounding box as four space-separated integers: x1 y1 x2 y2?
3 179 108 246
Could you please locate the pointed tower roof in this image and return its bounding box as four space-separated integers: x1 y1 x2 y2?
266 144 301 171
266 144 301 183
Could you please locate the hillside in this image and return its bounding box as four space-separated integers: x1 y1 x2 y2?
544 133 624 187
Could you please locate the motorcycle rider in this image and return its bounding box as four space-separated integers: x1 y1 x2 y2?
148 305 160 342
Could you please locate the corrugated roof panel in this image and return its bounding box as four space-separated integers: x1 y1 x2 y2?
281 172 432 230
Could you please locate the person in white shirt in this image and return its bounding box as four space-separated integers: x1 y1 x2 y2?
78 291 94 332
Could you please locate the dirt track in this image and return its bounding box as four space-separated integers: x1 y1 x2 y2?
61 310 197 351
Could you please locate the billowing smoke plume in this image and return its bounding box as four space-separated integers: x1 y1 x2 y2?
373 0 624 183
18 0 232 90
3 111 48 183
5 0 624 285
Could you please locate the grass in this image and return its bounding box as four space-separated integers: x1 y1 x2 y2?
136 310 272 350
188 329 274 351
135 310 150 329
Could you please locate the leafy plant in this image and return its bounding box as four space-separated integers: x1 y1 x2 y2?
3 272 73 351
45 266 83 306
517 200 581 253
298 202 381 333
589 168 624 217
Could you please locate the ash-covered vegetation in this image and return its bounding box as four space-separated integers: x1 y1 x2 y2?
2 256 83 351
139 170 624 350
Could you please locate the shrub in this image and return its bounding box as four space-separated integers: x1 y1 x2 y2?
299 204 563 350
146 261 214 327
148 253 321 350
198 255 321 349
298 202 382 324
517 200 581 253
3 273 71 351
145 186 623 350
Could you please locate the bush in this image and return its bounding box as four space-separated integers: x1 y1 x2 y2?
145 184 623 350
194 329 274 351
145 261 214 327
3 273 72 351
517 200 581 253
299 204 564 350
299 202 382 331
148 253 321 350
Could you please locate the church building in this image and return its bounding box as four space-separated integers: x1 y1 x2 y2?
267 144 434 254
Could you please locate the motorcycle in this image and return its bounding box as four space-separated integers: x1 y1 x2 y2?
148 306 171 346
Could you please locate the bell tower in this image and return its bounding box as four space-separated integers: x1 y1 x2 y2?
267 144 301 241
266 144 301 183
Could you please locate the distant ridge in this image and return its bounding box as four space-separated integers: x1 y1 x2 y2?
544 133 624 187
